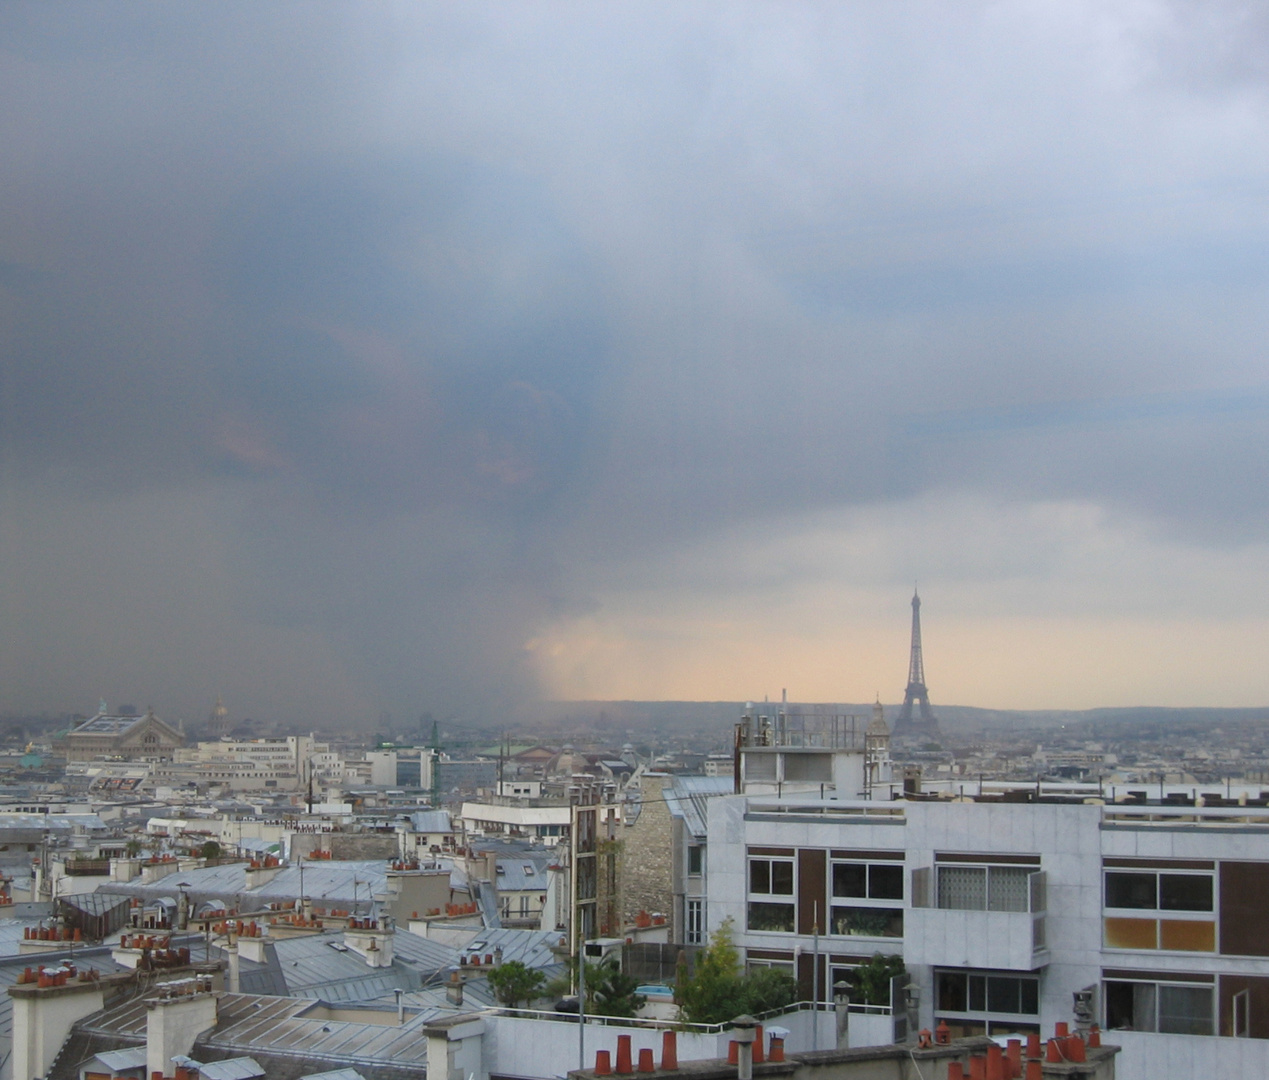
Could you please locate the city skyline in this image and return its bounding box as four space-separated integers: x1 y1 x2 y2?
5 4 1269 725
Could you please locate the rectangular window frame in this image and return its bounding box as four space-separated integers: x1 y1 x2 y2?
687 845 704 876
936 864 1038 913
686 899 704 945
935 968 1041 1024
748 855 796 934
1104 870 1213 915
830 857 905 939
1104 977 1215 1036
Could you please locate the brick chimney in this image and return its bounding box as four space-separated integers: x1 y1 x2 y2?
344 915 394 968
9 966 107 1080
146 975 218 1080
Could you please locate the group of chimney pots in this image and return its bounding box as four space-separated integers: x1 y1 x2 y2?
923 1022 1102 1080
593 1031 686 1075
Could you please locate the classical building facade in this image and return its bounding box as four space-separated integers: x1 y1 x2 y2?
58 705 184 763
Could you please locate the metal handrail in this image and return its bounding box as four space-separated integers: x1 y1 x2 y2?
487 999 871 1031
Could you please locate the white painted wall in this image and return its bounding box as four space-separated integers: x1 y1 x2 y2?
1111 1031 1269 1080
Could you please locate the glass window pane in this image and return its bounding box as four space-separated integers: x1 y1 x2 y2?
937 971 967 1012
988 867 1031 912
870 864 904 900
988 977 1021 1014
1158 986 1213 1036
833 863 867 898
938 866 986 910
1132 982 1158 1032
750 860 770 894
771 861 795 895
1105 982 1136 1030
688 847 703 875
747 901 795 932
1160 874 1212 912
831 906 903 938
1106 872 1157 909
969 975 986 1012
1019 979 1039 1015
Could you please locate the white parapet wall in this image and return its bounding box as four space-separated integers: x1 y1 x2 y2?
1110 1030 1269 1080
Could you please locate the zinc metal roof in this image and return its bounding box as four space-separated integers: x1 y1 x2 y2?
408 810 451 834
270 935 419 1001
299 1070 366 1080
199 994 432 1071
94 1046 148 1071
663 776 733 838
492 855 551 893
197 1056 265 1080
450 927 563 969
98 859 409 910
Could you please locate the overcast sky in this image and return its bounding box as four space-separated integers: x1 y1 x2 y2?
4 1 1269 727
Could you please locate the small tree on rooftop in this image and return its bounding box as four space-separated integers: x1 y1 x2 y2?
847 953 906 1007
589 957 646 1018
675 918 795 1024
487 959 546 1010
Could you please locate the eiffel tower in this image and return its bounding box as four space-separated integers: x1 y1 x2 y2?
894 589 940 739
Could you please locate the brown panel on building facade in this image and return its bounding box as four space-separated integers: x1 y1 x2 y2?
830 850 905 861
1219 974 1269 1038
749 846 796 857
796 951 827 1002
798 848 827 935
1220 862 1269 957
1103 968 1213 982
747 948 795 962
935 853 1041 865
1104 857 1215 870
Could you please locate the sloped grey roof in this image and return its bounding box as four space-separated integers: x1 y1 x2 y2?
493 856 551 893
408 810 451 834
99 859 411 911
270 935 419 1000
477 881 501 930
197 1056 265 1080
451 927 563 969
200 994 431 1073
92 1047 148 1071
663 776 733 838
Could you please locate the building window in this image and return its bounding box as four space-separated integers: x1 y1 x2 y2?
748 857 795 933
1103 870 1216 953
687 899 704 944
937 865 1034 912
688 846 704 876
1105 979 1214 1035
936 969 1040 1035
831 860 904 938
1104 872 1212 912
748 957 795 976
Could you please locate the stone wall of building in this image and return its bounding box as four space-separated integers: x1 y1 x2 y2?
620 774 674 930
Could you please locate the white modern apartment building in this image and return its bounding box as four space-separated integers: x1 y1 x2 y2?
155 735 328 791
702 789 1269 1080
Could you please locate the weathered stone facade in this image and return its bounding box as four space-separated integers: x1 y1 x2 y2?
620 774 674 930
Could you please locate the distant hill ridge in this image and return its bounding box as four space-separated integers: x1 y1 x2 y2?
521 700 1269 732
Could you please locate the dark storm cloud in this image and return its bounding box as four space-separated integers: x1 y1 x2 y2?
5 1 1269 720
